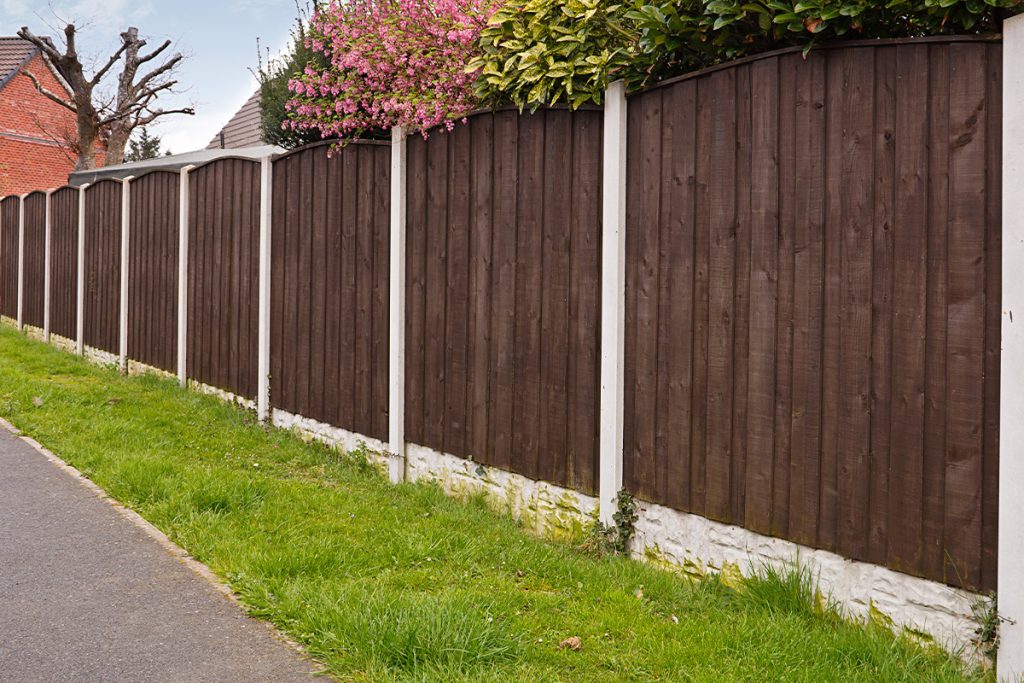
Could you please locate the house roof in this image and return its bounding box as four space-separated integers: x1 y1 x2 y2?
207 90 264 150
0 37 40 90
0 36 70 94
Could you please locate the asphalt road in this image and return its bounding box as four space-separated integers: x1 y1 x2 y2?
0 426 319 682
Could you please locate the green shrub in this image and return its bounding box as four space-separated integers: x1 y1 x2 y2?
471 0 1022 110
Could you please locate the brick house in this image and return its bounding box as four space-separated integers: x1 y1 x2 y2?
0 37 103 196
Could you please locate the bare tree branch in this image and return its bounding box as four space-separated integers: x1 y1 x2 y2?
17 26 63 64
137 40 171 66
135 106 195 126
89 41 130 87
16 69 76 113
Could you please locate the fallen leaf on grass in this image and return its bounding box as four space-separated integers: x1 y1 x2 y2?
31 396 43 407
559 636 582 651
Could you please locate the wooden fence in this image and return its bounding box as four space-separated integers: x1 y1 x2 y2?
128 171 179 373
271 141 391 441
622 38 1001 591
187 158 261 398
0 35 1000 594
405 108 603 492
22 192 45 329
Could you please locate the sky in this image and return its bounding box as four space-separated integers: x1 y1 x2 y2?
1 0 299 153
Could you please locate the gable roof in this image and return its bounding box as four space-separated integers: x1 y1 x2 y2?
207 90 264 150
0 36 71 94
0 37 39 90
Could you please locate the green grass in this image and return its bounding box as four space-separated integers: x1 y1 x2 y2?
0 326 988 682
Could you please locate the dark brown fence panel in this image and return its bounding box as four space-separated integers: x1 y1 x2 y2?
405 109 603 493
21 192 46 329
83 180 121 353
187 158 260 398
623 37 1001 592
128 172 179 372
49 187 78 340
0 196 19 319
270 142 390 440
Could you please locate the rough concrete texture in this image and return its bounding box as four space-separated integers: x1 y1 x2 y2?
0 426 319 682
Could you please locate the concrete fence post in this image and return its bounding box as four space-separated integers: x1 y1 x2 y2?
599 80 627 525
999 13 1024 682
389 126 408 484
119 177 133 373
177 166 194 387
76 184 88 355
16 194 25 331
257 157 273 422
43 189 52 341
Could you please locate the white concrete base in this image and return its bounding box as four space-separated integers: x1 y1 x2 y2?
83 345 120 368
270 409 388 472
187 380 256 412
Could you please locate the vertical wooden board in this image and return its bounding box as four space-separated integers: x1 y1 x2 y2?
288 156 309 412
568 110 602 494
744 58 780 535
836 48 876 561
921 44 950 581
270 159 287 409
467 115 494 462
818 51 845 551
444 126 472 457
787 55 827 546
689 78 712 515
943 43 987 590
243 162 260 398
309 150 329 422
352 146 372 434
512 111 545 480
867 47 897 565
487 112 518 471
371 145 391 441
772 55 797 538
730 65 752 524
271 157 287 410
323 151 344 428
629 90 663 502
704 68 737 524
539 110 572 486
423 132 449 451
655 81 697 511
981 41 1001 592
287 155 305 413
405 138 427 443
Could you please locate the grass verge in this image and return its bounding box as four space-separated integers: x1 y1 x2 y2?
0 326 988 682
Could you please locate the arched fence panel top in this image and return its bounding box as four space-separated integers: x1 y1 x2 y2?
628 33 1002 98
51 185 79 201
622 36 1002 592
271 137 389 163
188 155 263 176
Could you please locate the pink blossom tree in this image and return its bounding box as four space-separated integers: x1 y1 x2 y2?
285 0 498 140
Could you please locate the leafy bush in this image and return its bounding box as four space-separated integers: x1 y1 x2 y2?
285 0 498 139
472 0 1022 110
